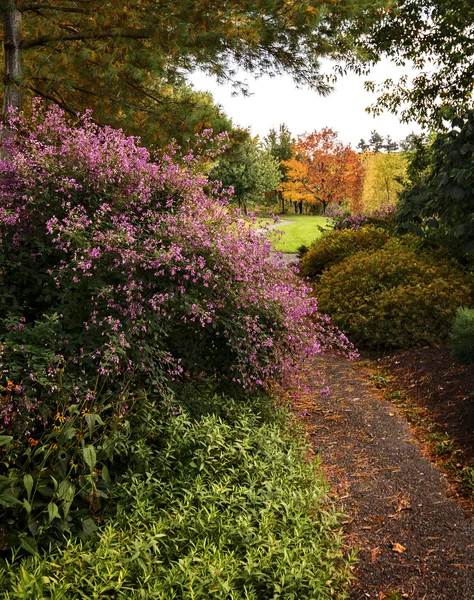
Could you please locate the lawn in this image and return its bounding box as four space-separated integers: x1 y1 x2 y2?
270 215 330 253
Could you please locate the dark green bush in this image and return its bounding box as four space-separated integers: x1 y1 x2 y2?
0 403 354 599
314 241 473 350
450 307 474 364
301 226 390 278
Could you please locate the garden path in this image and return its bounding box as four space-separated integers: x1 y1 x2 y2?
296 354 474 600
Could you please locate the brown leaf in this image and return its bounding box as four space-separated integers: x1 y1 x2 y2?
391 542 406 553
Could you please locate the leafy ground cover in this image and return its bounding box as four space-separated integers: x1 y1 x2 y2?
0 397 354 599
270 215 329 253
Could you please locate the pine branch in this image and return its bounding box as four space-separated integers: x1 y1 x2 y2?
24 4 89 13
23 29 152 49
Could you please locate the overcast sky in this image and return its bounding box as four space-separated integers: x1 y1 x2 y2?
190 60 423 148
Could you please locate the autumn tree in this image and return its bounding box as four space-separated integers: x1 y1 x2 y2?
361 152 407 210
0 0 389 143
281 129 365 214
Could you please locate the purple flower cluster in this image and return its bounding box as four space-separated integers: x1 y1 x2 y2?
324 203 396 231
0 102 355 429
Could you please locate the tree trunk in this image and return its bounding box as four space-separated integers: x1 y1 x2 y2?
3 0 23 115
298 200 303 214
279 191 285 214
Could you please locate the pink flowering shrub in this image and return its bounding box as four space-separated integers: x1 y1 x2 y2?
0 102 353 430
0 102 355 551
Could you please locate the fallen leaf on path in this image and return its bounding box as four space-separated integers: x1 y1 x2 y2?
391 542 406 553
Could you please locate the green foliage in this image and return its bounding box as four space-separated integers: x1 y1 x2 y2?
210 138 281 211
0 363 153 552
0 404 354 599
264 124 293 213
397 110 474 255
3 0 388 136
450 307 474 364
301 226 390 278
348 0 474 128
314 241 473 350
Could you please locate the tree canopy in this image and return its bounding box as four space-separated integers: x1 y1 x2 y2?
397 110 474 254
347 0 474 127
1 0 389 144
281 128 365 213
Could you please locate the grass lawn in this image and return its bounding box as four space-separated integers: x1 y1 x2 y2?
270 215 330 253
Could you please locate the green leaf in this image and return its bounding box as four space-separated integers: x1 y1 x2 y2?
0 435 13 447
81 517 98 539
101 464 111 485
48 502 60 523
57 479 75 502
83 445 97 470
23 499 32 516
20 536 38 555
23 474 34 501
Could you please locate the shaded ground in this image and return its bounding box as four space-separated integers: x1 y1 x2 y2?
295 352 474 599
374 344 474 466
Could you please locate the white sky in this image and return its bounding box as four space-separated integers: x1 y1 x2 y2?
190 60 423 148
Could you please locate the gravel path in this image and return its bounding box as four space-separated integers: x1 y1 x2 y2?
296 355 474 599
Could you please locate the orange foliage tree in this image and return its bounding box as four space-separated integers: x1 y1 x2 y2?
281 129 365 213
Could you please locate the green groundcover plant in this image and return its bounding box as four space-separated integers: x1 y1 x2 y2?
0 398 355 599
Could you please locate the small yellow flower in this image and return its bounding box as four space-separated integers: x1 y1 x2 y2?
55 412 66 423
7 381 15 390
81 409 90 416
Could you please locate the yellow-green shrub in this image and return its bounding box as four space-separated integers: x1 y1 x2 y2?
301 226 390 279
314 241 473 350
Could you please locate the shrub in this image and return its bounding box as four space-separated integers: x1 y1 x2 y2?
314 241 473 350
0 403 355 599
301 226 390 278
0 102 351 399
450 307 474 364
0 102 354 551
324 203 396 232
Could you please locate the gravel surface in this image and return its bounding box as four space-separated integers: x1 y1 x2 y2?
295 355 474 599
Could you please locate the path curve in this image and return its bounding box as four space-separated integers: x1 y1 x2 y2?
297 355 474 599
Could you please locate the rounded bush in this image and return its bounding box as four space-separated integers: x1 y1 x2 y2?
314 241 473 350
301 225 390 278
450 307 474 364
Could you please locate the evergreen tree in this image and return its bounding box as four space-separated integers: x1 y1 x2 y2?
383 135 399 153
1 0 390 140
368 130 384 153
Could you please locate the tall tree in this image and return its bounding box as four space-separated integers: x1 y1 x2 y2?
264 123 293 213
361 152 407 209
281 128 365 213
210 137 281 213
0 0 389 136
397 110 474 254
368 130 384 153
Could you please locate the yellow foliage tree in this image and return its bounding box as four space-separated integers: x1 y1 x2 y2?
361 152 407 211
